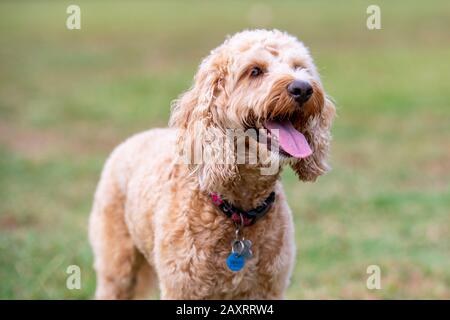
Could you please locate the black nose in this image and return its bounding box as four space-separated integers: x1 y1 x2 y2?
287 80 313 104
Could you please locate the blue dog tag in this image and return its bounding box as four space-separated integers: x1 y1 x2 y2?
226 253 245 272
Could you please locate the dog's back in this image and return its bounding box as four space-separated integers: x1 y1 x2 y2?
89 128 178 299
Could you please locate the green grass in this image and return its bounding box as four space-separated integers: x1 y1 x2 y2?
1 0 449 299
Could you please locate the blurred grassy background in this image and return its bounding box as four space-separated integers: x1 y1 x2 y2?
0 0 449 299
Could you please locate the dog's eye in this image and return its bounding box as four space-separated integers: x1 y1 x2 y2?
250 66 263 77
293 65 304 71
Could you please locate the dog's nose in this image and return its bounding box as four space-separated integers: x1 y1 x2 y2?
287 80 313 104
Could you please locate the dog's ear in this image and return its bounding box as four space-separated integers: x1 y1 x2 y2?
291 91 336 182
169 51 238 191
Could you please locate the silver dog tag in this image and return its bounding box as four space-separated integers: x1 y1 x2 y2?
231 240 245 256
241 239 253 259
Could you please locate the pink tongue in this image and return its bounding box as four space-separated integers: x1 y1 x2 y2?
265 120 312 158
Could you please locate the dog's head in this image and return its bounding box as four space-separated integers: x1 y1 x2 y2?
170 29 335 191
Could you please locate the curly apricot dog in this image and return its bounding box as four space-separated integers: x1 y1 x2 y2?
89 29 335 299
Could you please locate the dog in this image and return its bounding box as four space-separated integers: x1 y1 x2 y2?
89 29 335 299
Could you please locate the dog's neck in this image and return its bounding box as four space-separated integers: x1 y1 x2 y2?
218 165 281 211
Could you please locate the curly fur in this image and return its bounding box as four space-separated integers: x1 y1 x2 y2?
89 29 335 299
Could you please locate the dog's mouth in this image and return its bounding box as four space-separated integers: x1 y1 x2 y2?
246 114 313 159
263 119 312 159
